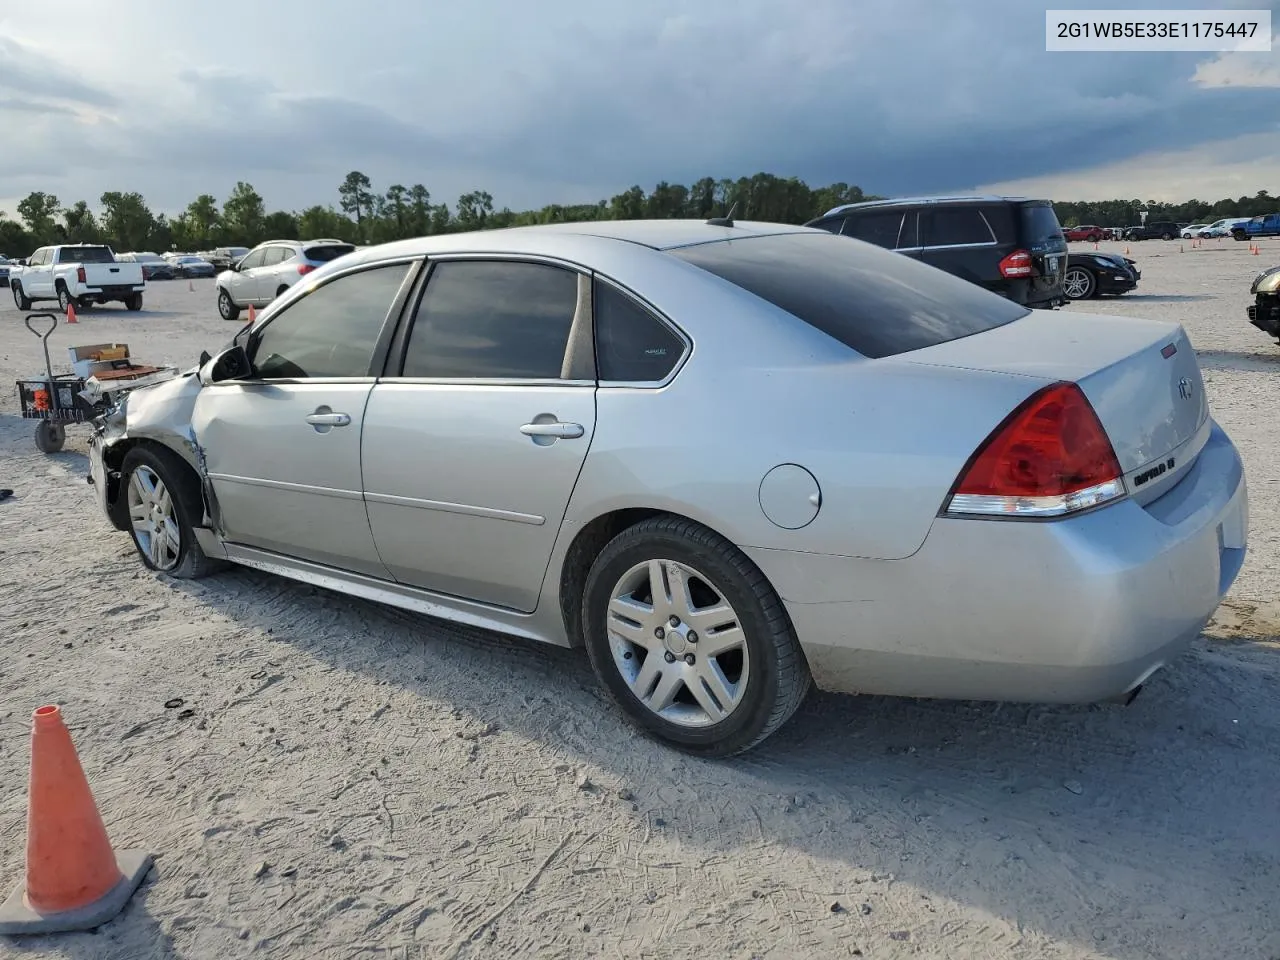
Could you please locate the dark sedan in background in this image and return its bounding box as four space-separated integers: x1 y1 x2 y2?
1062 251 1141 300
119 252 176 281
170 256 217 279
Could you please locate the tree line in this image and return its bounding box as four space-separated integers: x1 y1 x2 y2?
0 170 1275 256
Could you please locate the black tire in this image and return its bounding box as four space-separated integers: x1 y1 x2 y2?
1062 265 1097 300
120 445 226 579
275 285 290 299
581 515 811 756
13 283 31 311
57 284 73 313
1161 232 1173 241
34 421 65 453
124 292 143 311
217 287 240 321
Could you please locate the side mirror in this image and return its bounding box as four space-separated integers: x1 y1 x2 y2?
198 345 252 386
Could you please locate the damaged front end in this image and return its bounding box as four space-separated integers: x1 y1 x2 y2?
1247 264 1280 345
89 367 225 539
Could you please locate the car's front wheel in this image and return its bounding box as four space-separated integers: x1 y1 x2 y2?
581 515 811 756
121 446 225 579
217 287 241 321
13 283 31 310
1062 265 1096 300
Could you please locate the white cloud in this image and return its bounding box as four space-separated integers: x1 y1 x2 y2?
1193 41 1280 87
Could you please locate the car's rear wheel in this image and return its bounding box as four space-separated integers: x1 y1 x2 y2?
275 285 290 298
121 446 225 579
124 293 143 311
13 283 31 310
217 287 240 321
581 515 811 756
1062 266 1096 300
57 284 73 313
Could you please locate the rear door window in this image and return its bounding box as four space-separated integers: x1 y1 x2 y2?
921 208 995 247
401 260 580 380
304 244 357 263
667 232 1029 360
842 211 905 249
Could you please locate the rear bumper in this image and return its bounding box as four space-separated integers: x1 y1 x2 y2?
82 284 145 298
745 421 1248 704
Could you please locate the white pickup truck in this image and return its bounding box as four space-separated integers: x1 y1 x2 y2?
9 243 146 313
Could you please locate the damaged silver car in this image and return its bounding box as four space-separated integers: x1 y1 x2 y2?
89 220 1248 756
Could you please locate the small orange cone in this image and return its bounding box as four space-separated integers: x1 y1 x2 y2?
188 280 194 293
65 303 77 324
0 705 152 935
1254 244 1260 255
246 303 256 324
1124 246 1130 255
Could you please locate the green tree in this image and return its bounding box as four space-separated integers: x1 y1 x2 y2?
99 191 155 251
338 170 375 241
184 194 221 248
407 185 432 236
455 190 494 231
221 181 266 245
262 210 300 240
298 205 356 242
16 192 61 244
62 201 101 243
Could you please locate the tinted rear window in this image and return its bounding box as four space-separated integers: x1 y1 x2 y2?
66 246 115 263
667 232 1030 359
304 244 357 262
1019 204 1064 246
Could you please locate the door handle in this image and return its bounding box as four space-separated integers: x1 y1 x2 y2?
305 412 351 427
520 421 584 439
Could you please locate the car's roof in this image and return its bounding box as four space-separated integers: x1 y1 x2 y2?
818 195 1047 219
343 220 816 267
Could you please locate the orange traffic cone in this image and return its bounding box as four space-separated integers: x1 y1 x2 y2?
1254 244 1260 255
246 303 256 324
1124 246 1130 255
188 280 194 293
65 303 78 324
0 705 152 935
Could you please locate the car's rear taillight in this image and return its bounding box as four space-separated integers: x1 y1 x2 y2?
76 266 87 284
998 249 1033 278
944 382 1125 519
297 264 315 276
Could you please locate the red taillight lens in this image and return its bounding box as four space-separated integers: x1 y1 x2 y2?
76 266 87 284
945 382 1125 519
998 249 1033 278
297 264 315 276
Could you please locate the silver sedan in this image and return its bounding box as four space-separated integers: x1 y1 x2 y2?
87 219 1249 755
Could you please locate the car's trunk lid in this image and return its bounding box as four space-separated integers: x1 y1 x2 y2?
902 310 1209 504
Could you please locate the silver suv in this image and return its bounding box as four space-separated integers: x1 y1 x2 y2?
216 239 355 321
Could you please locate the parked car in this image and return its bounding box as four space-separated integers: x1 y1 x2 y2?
119 252 176 281
1247 263 1280 345
215 239 357 321
1122 221 1180 241
9 243 146 312
0 255 10 287
170 256 217 279
1200 218 1252 238
805 195 1069 308
1231 213 1280 241
1064 224 1107 242
1062 251 1141 300
85 219 1248 755
1182 224 1209 239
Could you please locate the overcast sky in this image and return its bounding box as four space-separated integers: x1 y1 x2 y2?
1 0 1277 221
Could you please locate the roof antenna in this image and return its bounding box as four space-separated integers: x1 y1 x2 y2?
705 202 737 227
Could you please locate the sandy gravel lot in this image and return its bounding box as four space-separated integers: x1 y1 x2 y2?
1 239 1278 960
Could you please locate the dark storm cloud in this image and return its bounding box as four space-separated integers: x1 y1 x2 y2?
0 36 119 108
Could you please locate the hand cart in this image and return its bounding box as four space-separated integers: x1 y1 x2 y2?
16 313 96 454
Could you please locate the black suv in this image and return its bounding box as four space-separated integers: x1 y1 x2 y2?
805 196 1068 309
1122 221 1179 241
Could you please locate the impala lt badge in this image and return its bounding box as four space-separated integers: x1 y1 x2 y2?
1178 377 1194 400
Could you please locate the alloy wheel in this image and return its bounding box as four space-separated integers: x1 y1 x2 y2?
127 465 181 570
1063 267 1093 299
606 559 750 727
